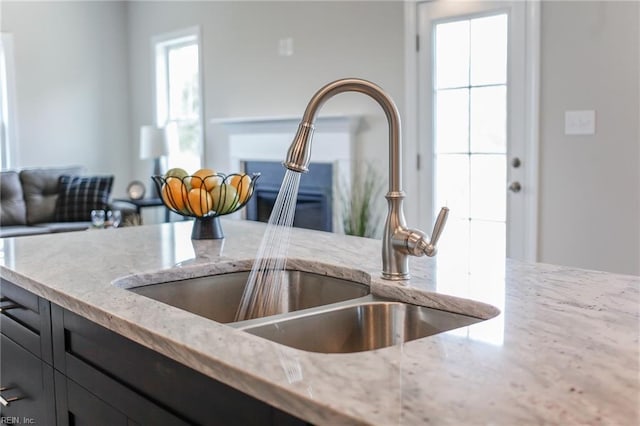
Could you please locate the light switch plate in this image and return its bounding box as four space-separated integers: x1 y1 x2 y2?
565 110 596 135
278 38 294 56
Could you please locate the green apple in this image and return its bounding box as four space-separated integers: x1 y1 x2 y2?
165 167 189 180
210 184 239 214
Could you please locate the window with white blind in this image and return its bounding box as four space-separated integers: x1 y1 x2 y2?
1 33 18 171
153 27 203 173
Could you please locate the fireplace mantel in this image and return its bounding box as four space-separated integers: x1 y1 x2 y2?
213 114 362 165
211 115 363 135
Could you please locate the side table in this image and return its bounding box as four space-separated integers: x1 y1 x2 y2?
113 198 170 223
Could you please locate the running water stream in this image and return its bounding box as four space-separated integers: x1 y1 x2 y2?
234 170 302 321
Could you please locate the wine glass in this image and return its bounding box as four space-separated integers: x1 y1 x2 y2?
91 210 106 228
107 210 122 228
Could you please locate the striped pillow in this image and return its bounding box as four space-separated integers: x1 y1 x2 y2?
54 175 114 222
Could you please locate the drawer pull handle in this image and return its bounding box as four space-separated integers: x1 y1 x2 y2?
0 387 23 407
0 297 24 313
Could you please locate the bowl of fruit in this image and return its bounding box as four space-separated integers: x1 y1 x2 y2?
153 168 260 240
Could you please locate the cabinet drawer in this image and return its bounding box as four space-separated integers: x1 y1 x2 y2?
0 334 55 424
0 279 52 363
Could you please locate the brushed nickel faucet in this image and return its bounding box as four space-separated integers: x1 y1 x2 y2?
284 78 449 280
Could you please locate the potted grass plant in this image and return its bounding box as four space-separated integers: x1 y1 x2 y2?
340 163 385 238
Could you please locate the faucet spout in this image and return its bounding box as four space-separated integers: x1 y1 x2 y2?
284 78 447 280
284 78 402 193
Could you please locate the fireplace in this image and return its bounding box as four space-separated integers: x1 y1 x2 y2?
213 115 362 233
245 161 333 232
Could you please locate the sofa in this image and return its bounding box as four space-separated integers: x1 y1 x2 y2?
0 166 134 238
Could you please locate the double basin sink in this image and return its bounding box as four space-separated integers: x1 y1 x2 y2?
123 268 491 353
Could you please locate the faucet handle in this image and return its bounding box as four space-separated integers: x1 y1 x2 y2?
404 207 449 257
429 207 449 248
420 207 449 257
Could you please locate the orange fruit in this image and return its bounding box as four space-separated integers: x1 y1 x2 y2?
229 174 252 203
187 188 213 217
161 177 188 212
191 168 220 191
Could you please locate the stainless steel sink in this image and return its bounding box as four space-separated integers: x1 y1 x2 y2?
122 265 496 353
128 270 370 324
241 300 484 353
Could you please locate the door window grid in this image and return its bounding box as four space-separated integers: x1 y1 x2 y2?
433 13 508 276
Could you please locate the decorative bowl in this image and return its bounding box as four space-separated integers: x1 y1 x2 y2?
152 172 260 240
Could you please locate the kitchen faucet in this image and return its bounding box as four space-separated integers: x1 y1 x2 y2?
284 78 449 280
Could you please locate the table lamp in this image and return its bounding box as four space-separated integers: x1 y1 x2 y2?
139 125 168 198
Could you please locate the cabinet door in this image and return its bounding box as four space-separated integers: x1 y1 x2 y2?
52 305 308 426
57 374 129 426
0 334 55 424
53 355 188 426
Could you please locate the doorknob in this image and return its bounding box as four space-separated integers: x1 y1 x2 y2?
508 182 522 193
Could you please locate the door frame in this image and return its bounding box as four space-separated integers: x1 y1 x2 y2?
404 0 540 262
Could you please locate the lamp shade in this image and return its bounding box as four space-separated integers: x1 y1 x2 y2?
139 125 168 159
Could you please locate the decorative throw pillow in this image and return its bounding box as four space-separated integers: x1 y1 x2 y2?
54 175 114 222
20 166 84 224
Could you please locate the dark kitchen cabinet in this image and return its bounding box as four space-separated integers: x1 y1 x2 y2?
0 279 55 424
1 278 307 426
0 334 56 424
51 306 305 425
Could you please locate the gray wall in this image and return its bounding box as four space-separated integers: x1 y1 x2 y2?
2 1 638 275
539 1 639 275
126 1 404 184
1 1 132 196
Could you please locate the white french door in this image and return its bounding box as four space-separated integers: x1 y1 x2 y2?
417 0 538 271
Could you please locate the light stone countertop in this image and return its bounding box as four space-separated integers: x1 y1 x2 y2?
1 220 638 425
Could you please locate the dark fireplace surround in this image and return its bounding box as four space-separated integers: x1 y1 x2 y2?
244 161 333 232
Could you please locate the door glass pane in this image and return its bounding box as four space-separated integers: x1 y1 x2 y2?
435 154 470 219
469 155 506 221
436 217 470 275
436 88 469 153
469 220 506 275
470 14 508 86
470 86 506 153
435 20 469 89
